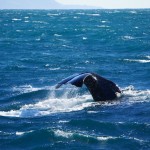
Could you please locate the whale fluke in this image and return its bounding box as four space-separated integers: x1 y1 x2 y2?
55 72 121 101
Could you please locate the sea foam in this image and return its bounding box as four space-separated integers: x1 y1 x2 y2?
0 86 149 118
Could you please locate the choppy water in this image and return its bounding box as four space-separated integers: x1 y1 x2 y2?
0 9 150 150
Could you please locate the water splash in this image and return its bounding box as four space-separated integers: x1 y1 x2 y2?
0 86 149 118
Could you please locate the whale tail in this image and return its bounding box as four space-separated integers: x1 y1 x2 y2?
55 72 121 101
84 75 121 101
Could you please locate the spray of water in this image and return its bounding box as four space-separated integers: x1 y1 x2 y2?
0 85 149 118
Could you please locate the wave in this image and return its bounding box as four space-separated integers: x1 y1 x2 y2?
47 13 60 16
146 56 150 59
124 59 150 63
0 87 93 118
54 34 62 37
9 128 149 146
12 85 42 94
122 36 135 40
0 86 149 118
87 14 100 16
12 18 21 21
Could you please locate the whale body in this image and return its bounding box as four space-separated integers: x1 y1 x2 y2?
55 72 121 101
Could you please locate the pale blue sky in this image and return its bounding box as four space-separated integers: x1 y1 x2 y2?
57 0 150 9
0 0 150 9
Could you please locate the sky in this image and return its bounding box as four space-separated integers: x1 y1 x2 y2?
57 0 150 9
0 0 150 9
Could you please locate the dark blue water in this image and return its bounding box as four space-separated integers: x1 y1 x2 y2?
0 9 150 150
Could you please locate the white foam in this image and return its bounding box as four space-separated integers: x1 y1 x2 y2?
12 18 21 21
48 67 60 70
130 11 137 14
58 120 69 123
97 25 110 28
76 13 85 15
32 21 48 24
101 21 107 23
16 130 33 136
54 130 72 138
135 26 139 29
16 30 22 32
146 56 150 59
54 129 117 142
87 14 100 16
122 36 135 40
35 38 41 41
97 136 117 141
122 86 150 105
73 16 78 19
47 13 59 16
82 37 87 40
0 88 93 118
62 45 72 48
54 34 62 37
0 86 149 118
87 111 98 114
12 85 41 94
16 132 25 136
124 59 150 63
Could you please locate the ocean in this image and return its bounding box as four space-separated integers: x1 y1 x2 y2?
0 9 150 150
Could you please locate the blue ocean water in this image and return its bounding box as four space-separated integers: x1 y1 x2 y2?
0 9 150 149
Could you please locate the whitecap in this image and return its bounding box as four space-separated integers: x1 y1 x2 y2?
58 120 69 123
62 45 72 48
24 17 29 19
82 37 87 40
97 25 110 28
32 21 48 24
122 36 135 40
16 130 33 136
54 130 72 138
54 34 62 37
87 14 100 16
16 132 25 136
130 11 137 14
73 16 78 19
45 64 50 67
101 21 107 23
121 86 150 105
124 59 150 63
49 67 60 70
47 13 59 16
87 111 98 114
1 84 149 118
16 30 22 32
35 38 41 41
85 60 90 64
54 130 118 142
97 136 117 141
146 56 150 59
135 26 139 29
76 13 85 15
12 85 41 94
12 18 21 21
0 88 93 118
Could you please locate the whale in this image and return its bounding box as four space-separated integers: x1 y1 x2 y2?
55 72 121 101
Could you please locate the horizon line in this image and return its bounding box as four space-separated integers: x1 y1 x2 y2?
0 8 150 10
